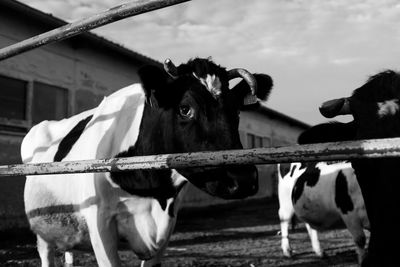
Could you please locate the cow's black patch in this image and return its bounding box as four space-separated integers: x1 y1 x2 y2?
290 165 297 177
279 163 291 178
111 168 176 200
298 121 357 145
299 162 307 170
109 100 178 203
54 115 93 162
326 160 348 165
167 180 188 218
335 171 354 214
157 197 167 211
292 162 320 204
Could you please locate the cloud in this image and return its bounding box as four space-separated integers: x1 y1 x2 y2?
17 0 400 124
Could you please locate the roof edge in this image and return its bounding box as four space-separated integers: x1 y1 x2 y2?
256 102 310 129
0 0 162 67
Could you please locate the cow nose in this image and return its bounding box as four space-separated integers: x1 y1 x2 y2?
226 165 259 198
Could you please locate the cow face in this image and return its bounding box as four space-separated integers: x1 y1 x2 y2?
125 58 273 199
320 70 400 140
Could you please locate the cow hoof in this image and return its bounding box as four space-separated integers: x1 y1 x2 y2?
283 250 293 258
315 251 327 258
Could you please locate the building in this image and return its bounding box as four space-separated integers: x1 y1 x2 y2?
0 0 309 230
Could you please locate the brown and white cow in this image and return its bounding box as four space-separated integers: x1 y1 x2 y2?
318 70 400 267
21 58 273 267
278 123 370 263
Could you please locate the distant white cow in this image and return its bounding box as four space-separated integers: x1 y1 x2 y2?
277 160 369 264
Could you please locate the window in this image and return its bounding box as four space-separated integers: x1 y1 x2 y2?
32 82 68 124
0 74 69 132
246 133 271 148
246 134 253 148
0 75 28 132
0 75 27 120
262 137 271 147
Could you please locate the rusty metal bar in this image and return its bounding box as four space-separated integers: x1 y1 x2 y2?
0 0 191 61
1 137 400 176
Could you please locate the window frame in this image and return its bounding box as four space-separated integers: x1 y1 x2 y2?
0 73 70 135
32 80 69 125
245 133 271 149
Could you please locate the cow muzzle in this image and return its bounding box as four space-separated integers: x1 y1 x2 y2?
319 97 351 118
188 165 258 199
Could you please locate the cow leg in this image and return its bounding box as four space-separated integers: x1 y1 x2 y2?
278 209 294 257
354 234 367 265
342 217 367 264
86 210 121 267
64 251 73 267
140 208 178 267
37 235 55 267
305 223 324 257
140 243 167 267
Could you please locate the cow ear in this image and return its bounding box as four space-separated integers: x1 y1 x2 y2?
298 121 357 144
230 73 273 109
138 65 169 106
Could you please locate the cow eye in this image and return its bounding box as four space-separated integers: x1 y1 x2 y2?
179 105 194 119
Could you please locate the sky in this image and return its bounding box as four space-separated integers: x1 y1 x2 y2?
18 0 400 125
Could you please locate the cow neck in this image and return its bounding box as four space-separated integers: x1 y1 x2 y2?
353 158 400 264
110 100 177 202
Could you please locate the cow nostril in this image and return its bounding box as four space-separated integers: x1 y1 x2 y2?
228 181 239 194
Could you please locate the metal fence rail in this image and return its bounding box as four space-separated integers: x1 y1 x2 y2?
1 137 400 176
0 0 191 60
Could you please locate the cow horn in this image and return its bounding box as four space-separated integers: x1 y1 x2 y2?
163 58 178 79
319 98 351 118
228 68 258 105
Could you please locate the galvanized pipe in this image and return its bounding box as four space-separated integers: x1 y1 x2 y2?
1 137 400 176
0 0 191 61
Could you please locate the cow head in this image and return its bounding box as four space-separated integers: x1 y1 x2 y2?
308 70 400 266
299 70 400 144
113 58 273 200
319 70 400 140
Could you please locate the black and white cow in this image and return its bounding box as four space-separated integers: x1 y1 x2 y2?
21 58 273 267
278 125 370 263
317 70 400 267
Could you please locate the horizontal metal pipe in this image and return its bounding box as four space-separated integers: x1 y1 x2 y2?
0 0 191 60
1 137 400 177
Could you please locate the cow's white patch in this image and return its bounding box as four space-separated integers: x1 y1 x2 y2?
193 73 222 99
377 99 399 118
65 252 73 265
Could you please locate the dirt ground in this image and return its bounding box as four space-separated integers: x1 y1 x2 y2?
0 199 362 267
